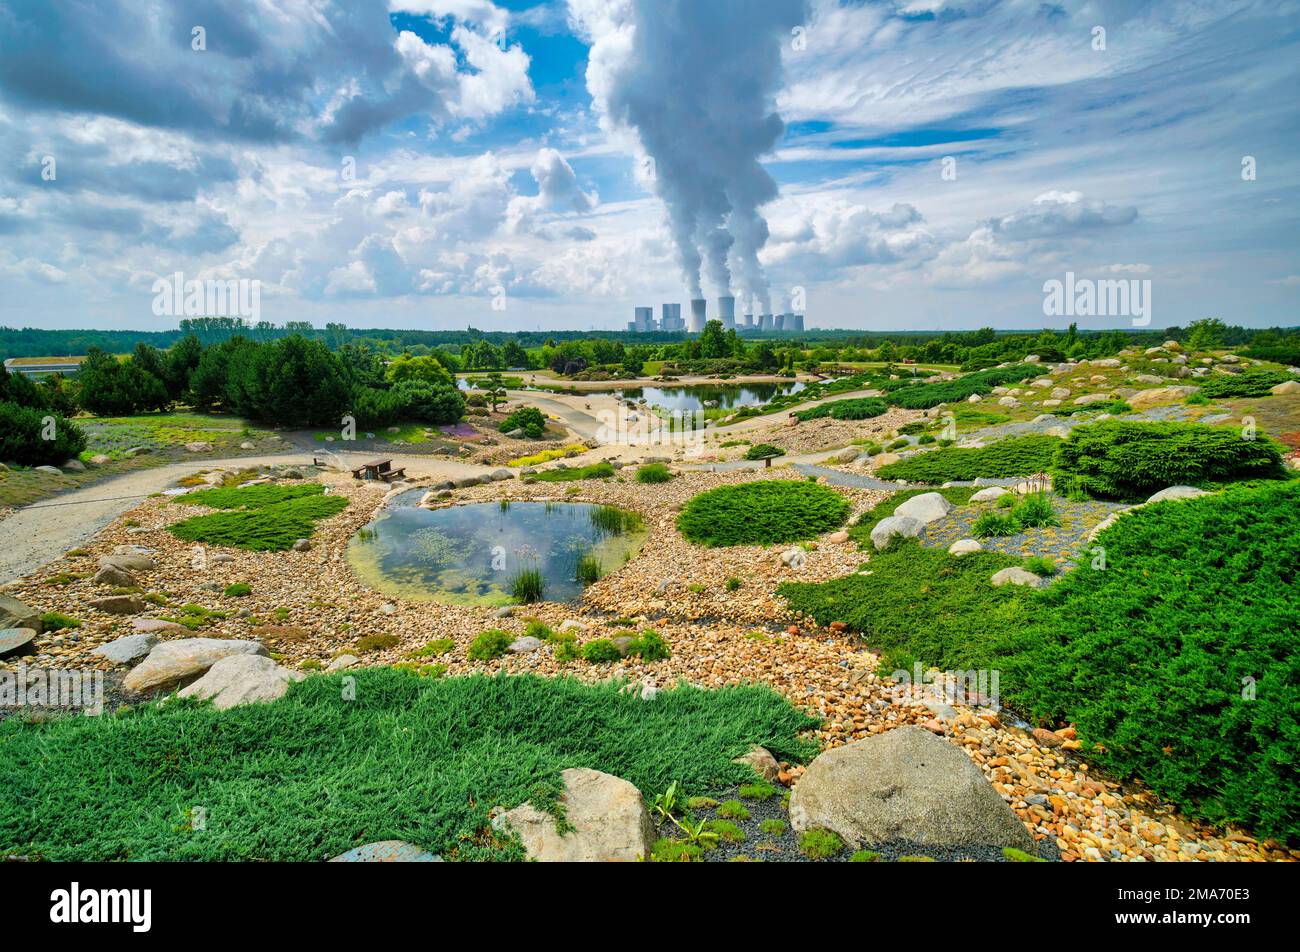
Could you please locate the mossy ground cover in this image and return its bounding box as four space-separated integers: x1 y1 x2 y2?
780 482 1300 842
875 435 1061 483
677 480 851 547
169 483 348 551
0 671 817 861
529 462 615 482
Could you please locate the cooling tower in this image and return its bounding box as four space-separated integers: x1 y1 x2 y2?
689 298 707 334
759 313 772 331
717 295 736 330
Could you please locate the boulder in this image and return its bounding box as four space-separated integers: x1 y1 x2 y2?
948 539 983 556
827 530 850 544
91 633 158 664
89 454 112 465
829 446 860 464
1049 388 1071 399
733 745 781 782
1072 392 1112 406
788 726 1035 852
966 394 982 403
292 539 312 552
1271 380 1300 395
1085 512 1121 542
990 567 1048 589
184 441 214 453
1128 386 1197 409
1091 358 1122 368
327 654 358 672
87 594 146 614
997 396 1019 408
970 487 1010 503
873 452 901 467
34 465 63 475
494 768 654 862
131 618 187 634
893 492 953 525
1144 485 1210 505
0 594 41 631
1134 374 1164 385
61 458 86 472
123 638 268 692
507 636 545 653
92 564 138 588
177 654 303 710
870 515 924 551
0 628 37 659
101 553 155 572
491 468 514 481
328 841 442 862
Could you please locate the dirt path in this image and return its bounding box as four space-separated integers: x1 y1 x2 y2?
0 451 492 584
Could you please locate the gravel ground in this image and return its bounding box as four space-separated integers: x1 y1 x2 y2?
920 495 1129 567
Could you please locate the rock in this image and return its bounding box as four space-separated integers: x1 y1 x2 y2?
970 486 1010 503
1128 386 1198 409
91 633 158 664
1091 358 1122 368
990 567 1048 589
101 553 155 572
327 654 358 672
1031 727 1064 748
1049 388 1071 399
123 638 268 692
1072 392 1112 406
893 492 953 525
491 468 514 481
494 768 654 862
210 553 236 564
734 745 780 782
997 396 1019 407
873 452 902 467
88 594 146 614
829 446 859 464
34 465 63 475
0 628 37 658
1085 512 1121 542
61 458 86 472
292 539 312 552
328 841 442 862
131 618 187 634
1271 380 1300 395
454 476 481 488
89 454 112 465
870 515 924 551
240 441 256 450
508 636 545 653
780 547 805 567
1024 354 1041 363
1145 485 1210 505
948 539 983 556
639 681 658 701
178 654 303 710
788 726 1035 852
493 606 515 619
827 530 850 544
966 394 982 403
0 594 41 631
184 441 214 453
558 619 585 633
504 428 525 439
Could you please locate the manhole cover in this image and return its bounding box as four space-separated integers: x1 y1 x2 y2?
0 628 37 658
327 841 442 863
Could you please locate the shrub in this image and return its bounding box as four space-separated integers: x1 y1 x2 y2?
531 462 615 482
635 462 673 484
223 583 252 597
717 799 750 820
408 638 455 658
580 639 622 663
886 364 1042 409
629 629 670 661
1022 556 1057 577
498 407 546 438
1053 420 1284 500
1011 492 1058 528
972 511 1021 538
180 483 325 510
355 633 399 653
169 493 348 551
677 481 851 547
0 401 87 467
744 443 786 461
1197 370 1292 398
793 397 888 422
467 629 513 661
39 611 82 631
760 819 787 837
509 568 544 604
798 828 844 859
875 435 1061 484
725 577 742 591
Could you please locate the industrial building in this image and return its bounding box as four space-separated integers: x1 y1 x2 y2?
627 300 803 334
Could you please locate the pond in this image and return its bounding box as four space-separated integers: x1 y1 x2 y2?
616 381 807 413
346 498 646 606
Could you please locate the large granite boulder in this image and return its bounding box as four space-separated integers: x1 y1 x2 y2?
177 654 303 710
893 492 953 525
990 567 1049 589
494 768 654 862
1128 386 1198 410
91 633 158 664
123 638 268 692
789 726 1035 852
870 515 924 551
0 595 41 632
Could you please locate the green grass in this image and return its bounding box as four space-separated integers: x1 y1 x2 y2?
875 435 1061 484
509 568 545 604
467 629 514 661
575 553 603 585
676 480 851 547
717 799 750 820
760 819 787 837
798 828 844 859
530 462 615 482
39 611 82 631
169 489 349 552
705 819 746 843
223 583 251 597
0 671 818 860
885 364 1042 410
793 397 888 422
634 462 673 484
408 638 455 659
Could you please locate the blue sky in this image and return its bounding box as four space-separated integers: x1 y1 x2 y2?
0 0 1296 332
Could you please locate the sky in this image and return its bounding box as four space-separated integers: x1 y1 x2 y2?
0 0 1297 333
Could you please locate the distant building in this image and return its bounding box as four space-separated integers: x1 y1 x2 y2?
3 356 86 378
661 302 684 332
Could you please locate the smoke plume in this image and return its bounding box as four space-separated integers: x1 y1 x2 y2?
570 0 805 310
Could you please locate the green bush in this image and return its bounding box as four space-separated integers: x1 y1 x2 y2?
0 401 87 467
509 569 544 603
629 629 670 661
39 611 82 631
169 492 349 551
1197 370 1292 398
1053 420 1284 500
635 462 673 484
744 443 786 461
793 397 888 422
467 629 514 661
181 483 326 510
580 639 623 663
223 583 252 597
1022 556 1057 577
886 364 1042 410
1011 492 1058 528
531 462 615 482
876 436 1061 484
408 638 455 658
498 407 546 438
677 481 851 547
972 511 1020 538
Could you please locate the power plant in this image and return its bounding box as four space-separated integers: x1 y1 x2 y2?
627 298 804 335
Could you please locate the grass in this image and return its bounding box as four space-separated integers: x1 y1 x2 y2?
635 462 673 484
0 671 819 860
717 799 750 821
169 483 349 552
408 638 455 658
798 828 844 859
676 480 851 547
79 412 269 459
179 484 325 509
575 553 603 585
530 462 615 482
509 568 545 603
467 629 513 661
793 397 888 422
223 583 252 597
875 435 1061 484
39 611 82 631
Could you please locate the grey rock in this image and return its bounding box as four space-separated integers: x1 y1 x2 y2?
0 628 37 658
92 564 138 587
292 539 312 552
508 636 545 653
123 638 268 692
327 654 358 672
91 633 158 664
948 539 983 556
101 553 155 572
88 594 146 614
870 515 924 551
990 567 1048 589
734 744 780 782
177 654 303 710
494 768 654 862
0 594 41 631
328 841 442 862
893 492 953 525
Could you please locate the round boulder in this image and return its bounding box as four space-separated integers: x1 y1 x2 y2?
870 515 924 551
893 492 954 525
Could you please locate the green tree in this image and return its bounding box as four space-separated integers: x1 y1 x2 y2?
483 372 507 412
698 320 728 359
1188 318 1227 352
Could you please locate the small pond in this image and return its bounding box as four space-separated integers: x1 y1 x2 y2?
346 498 646 606
616 381 807 413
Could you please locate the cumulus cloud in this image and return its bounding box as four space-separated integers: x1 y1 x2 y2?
986 191 1138 241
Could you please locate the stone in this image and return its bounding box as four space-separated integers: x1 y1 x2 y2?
34 465 63 475
1031 727 1064 748
89 454 112 465
0 594 41 631
493 606 515 619
184 441 214 453
240 441 256 450
870 515 924 551
1049 388 1071 399
1270 380 1300 395
1023 354 1041 363
123 638 268 692
1085 513 1121 542
1144 485 1210 505
1072 392 1112 406
101 553 155 572
780 547 805 567
829 446 859 464
328 841 442 862
210 553 236 564
0 628 37 658
997 396 1019 407
827 530 850 544
91 633 158 664
970 486 1010 503
966 394 982 403
61 458 86 472
990 567 1048 589
292 539 312 552
873 452 902 467
494 768 654 862
131 618 187 634
1092 358 1122 368
1128 386 1198 409
948 539 983 556
1134 374 1164 385
788 726 1035 852
177 654 303 710
508 636 545 653
491 468 514 481
558 619 585 633
893 492 953 525
88 594 146 614
734 744 780 782
327 654 358 672
91 564 138 588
